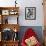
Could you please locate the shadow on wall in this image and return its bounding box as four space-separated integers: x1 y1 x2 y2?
18 26 44 44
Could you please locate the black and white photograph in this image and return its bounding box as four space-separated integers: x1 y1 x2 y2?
25 7 36 20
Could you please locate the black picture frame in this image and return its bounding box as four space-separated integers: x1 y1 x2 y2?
25 7 36 20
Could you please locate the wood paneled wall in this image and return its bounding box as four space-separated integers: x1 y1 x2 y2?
43 0 46 46
43 0 46 26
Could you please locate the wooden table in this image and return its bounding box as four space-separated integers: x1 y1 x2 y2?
0 40 19 46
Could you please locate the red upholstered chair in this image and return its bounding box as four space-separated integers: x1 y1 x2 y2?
21 28 41 46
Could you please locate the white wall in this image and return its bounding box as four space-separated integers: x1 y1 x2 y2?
0 0 44 26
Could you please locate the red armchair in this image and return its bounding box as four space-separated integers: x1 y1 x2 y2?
21 28 41 46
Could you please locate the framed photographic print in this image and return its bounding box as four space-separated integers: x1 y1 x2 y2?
25 7 36 20
2 10 9 15
8 16 18 24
